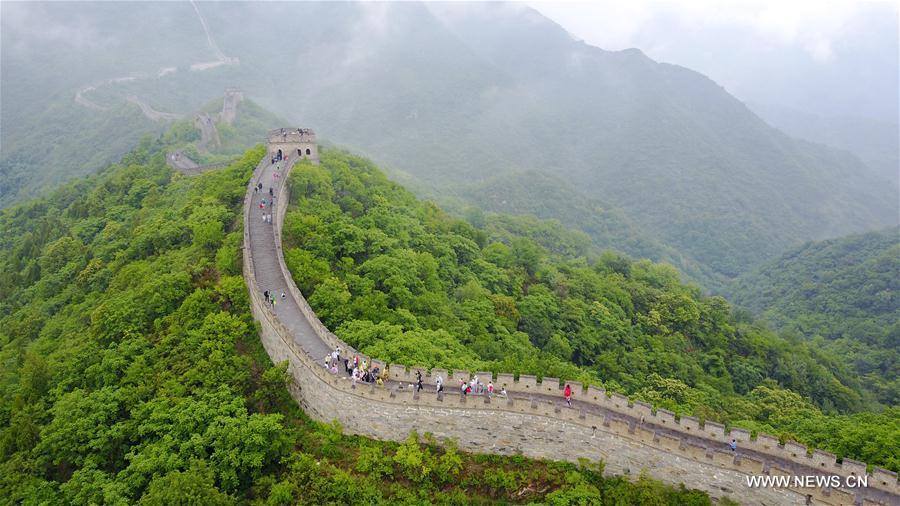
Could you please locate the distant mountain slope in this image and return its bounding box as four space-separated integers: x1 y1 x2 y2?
2 2 896 281
749 101 899 188
728 228 900 404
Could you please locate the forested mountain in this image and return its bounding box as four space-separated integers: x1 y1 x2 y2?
729 228 900 405
3 2 896 282
284 149 898 471
0 141 722 504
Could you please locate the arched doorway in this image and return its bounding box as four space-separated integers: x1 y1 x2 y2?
298 148 302 157
306 148 311 155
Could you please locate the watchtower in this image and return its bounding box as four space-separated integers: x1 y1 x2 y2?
267 128 319 163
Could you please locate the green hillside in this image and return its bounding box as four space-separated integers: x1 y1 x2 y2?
284 149 899 471
3 2 896 282
437 170 724 289
0 141 722 504
729 229 900 404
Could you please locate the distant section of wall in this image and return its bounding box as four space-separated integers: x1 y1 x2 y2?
242 152 899 506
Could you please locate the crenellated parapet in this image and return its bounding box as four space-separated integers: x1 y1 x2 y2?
242 148 899 506
267 127 319 163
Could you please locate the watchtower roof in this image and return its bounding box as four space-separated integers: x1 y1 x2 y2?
268 128 317 143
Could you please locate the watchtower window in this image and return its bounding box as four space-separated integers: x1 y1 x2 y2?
306 148 311 155
298 149 302 157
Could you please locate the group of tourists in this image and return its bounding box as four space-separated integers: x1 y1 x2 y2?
456 375 492 397
262 289 285 308
324 347 388 386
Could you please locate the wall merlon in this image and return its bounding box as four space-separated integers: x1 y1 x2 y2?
566 381 583 395
811 449 837 469
609 392 629 409
516 375 537 392
586 386 606 404
475 371 493 382
431 368 449 384
703 421 726 440
540 377 561 394
655 408 675 425
729 428 751 443
679 415 700 432
751 433 779 452
838 458 867 476
452 370 471 385
388 364 407 382
496 373 515 388
872 468 899 492
632 400 652 417
783 441 808 459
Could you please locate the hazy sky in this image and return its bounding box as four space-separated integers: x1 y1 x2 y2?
530 0 899 122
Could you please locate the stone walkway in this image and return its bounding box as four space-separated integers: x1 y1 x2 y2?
248 158 334 364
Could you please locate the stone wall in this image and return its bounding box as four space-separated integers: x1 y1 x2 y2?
242 153 899 506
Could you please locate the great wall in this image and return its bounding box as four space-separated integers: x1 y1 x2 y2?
241 129 899 506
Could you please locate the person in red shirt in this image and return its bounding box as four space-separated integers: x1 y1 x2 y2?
564 384 572 408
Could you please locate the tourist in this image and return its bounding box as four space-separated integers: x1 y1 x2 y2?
564 384 572 408
499 387 507 398
487 381 494 398
460 379 468 396
730 439 737 452
435 375 443 393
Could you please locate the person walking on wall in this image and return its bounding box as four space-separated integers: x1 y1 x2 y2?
730 439 737 452
564 384 573 408
435 375 443 393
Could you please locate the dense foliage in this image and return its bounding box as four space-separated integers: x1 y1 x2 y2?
0 141 718 503
285 150 899 471
729 229 899 405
